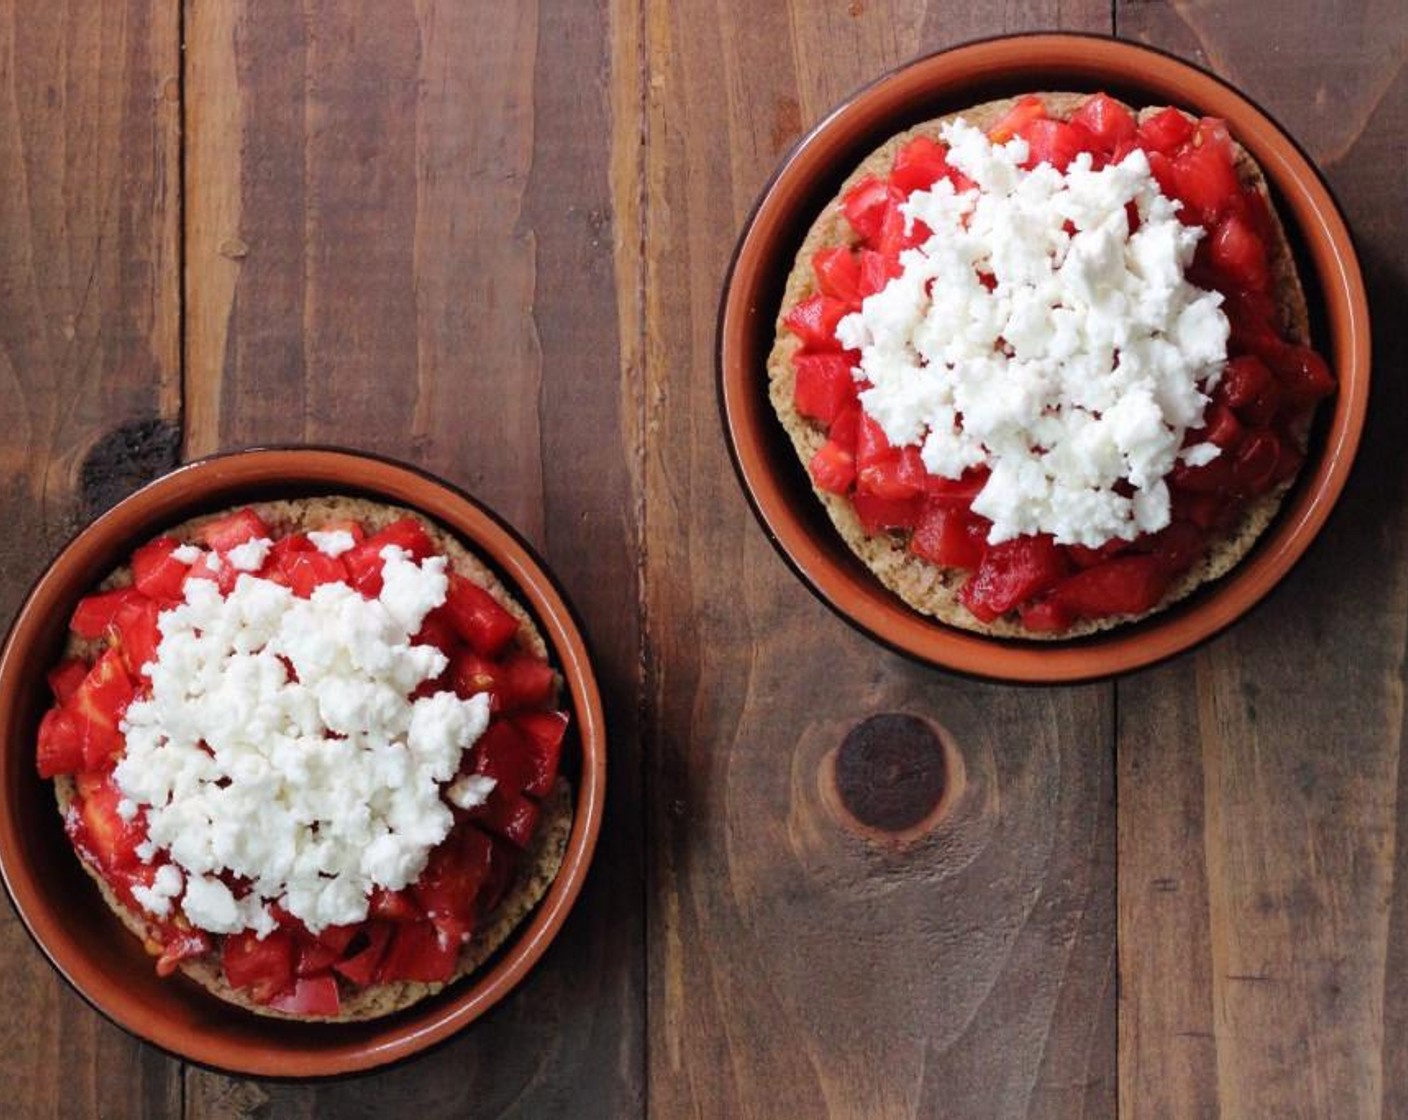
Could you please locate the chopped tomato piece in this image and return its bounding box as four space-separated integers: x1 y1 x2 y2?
1140 520 1204 575
222 928 296 1003
1276 346 1336 405
196 508 271 553
154 926 212 978
70 587 145 640
369 886 420 923
479 834 521 915
71 649 136 769
183 552 240 596
783 294 851 352
812 246 863 306
267 974 341 1017
1169 452 1234 494
444 573 520 656
874 201 929 258
1017 118 1094 172
851 490 922 534
1066 537 1131 569
1170 119 1239 223
451 650 503 706
413 826 494 942
1018 597 1075 634
909 502 987 570
37 706 85 778
497 654 557 713
412 606 460 657
1199 403 1243 449
858 445 928 502
924 467 989 507
808 440 856 495
377 920 460 984
793 353 858 426
841 176 900 244
959 535 1067 622
988 95 1046 144
467 786 541 849
334 922 393 986
857 249 901 297
1218 355 1273 410
512 710 569 798
469 720 537 795
131 537 191 603
890 135 954 195
1137 106 1195 155
1232 430 1283 495
1208 212 1269 291
1051 554 1172 619
70 771 146 870
1071 92 1136 152
366 516 435 561
46 658 89 704
113 595 162 680
277 550 348 599
294 924 358 977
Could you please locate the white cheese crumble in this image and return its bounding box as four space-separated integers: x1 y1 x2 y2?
171 544 203 565
835 118 1229 548
114 548 492 935
308 529 356 558
226 537 273 572
131 864 184 919
446 773 497 811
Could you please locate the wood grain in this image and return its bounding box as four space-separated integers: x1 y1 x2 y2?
183 0 643 1111
642 3 1118 1117
1115 5 1408 1117
0 1 181 1114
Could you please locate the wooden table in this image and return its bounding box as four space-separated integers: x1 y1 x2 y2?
1 3 1403 1116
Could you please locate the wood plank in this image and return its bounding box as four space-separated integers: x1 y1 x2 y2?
1115 4 1408 1116
642 4 1116 1117
183 0 643 1110
0 1 182 1114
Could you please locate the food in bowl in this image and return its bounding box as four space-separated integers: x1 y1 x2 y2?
35 496 573 1021
768 91 1336 637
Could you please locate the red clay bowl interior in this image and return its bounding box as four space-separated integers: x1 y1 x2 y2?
0 448 606 1077
719 34 1370 683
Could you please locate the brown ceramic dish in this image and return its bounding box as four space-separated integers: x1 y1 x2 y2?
718 34 1370 682
0 448 606 1076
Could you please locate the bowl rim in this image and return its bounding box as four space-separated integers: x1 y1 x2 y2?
717 31 1371 683
0 445 607 1077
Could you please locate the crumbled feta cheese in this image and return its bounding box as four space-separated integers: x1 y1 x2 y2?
226 538 273 572
309 529 356 558
446 773 497 811
171 544 203 565
115 553 493 934
130 864 183 918
836 120 1229 548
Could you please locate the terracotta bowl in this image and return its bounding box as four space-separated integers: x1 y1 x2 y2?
0 448 606 1076
719 34 1370 682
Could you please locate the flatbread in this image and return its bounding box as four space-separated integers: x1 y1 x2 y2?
767 93 1313 638
53 496 574 1021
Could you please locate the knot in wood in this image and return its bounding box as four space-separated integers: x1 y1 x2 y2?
833 713 946 833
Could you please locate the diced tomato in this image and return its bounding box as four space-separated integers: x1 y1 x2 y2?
1208 212 1269 291
1241 378 1284 428
513 710 568 798
413 826 494 942
812 247 863 306
1144 149 1180 200
70 587 145 640
267 974 341 1017
412 606 460 657
1199 403 1243 450
925 467 989 507
859 445 928 502
46 659 89 704
959 535 1067 623
377 920 460 984
451 649 503 706
478 835 521 915
333 922 393 986
851 490 922 534
841 176 900 244
988 95 1047 144
809 440 856 495
1066 537 1132 569
1218 355 1273 410
1137 106 1195 155
183 552 240 596
196 508 271 553
854 414 893 473
36 706 85 778
1232 430 1283 495
222 928 296 1003
468 786 542 849
1071 93 1136 152
909 501 987 570
857 249 901 297
874 201 929 258
131 537 191 603
890 135 952 195
1170 120 1239 223
154 926 212 978
369 886 420 923
71 649 136 769
469 720 537 795
1170 489 1226 532
828 404 862 452
1050 554 1172 619
793 353 858 426
443 573 520 656
1169 452 1234 494
315 518 367 545
1140 520 1205 575
112 595 162 680
294 924 358 978
1018 118 1094 172
784 294 851 352
1018 597 1075 634
368 517 435 561
277 550 348 599
1276 345 1336 405
70 771 146 871
496 654 557 713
